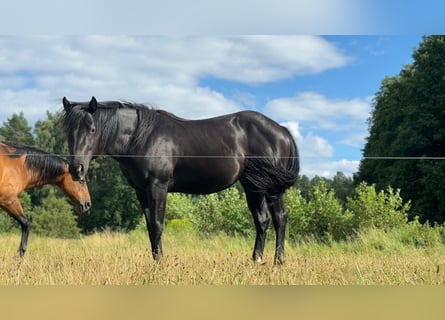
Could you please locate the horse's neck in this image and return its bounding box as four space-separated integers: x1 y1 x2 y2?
106 108 139 155
25 161 67 190
26 172 61 189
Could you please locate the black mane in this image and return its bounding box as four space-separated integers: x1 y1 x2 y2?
61 100 158 152
7 143 67 181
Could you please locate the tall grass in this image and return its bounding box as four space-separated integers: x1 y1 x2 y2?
1 225 445 285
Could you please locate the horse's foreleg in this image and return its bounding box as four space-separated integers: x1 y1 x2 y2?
1 198 31 257
18 215 31 257
144 180 168 262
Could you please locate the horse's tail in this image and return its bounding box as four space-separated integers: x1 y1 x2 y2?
242 130 299 197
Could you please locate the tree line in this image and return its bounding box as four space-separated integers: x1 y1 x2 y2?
356 35 445 224
0 35 444 240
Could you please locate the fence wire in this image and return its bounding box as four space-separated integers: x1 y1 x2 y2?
4 153 445 161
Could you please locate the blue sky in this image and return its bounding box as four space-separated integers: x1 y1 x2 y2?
0 1 442 178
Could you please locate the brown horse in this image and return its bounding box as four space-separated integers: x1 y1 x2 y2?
0 142 91 256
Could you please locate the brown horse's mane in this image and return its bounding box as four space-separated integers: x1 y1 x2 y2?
2 142 67 182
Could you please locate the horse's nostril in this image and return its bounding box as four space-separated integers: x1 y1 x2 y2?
79 201 91 214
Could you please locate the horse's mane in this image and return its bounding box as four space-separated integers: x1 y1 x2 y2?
61 100 158 152
4 142 67 181
124 102 158 150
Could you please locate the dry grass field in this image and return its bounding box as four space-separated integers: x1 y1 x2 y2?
1 230 445 285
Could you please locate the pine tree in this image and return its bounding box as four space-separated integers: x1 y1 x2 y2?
356 36 445 223
0 112 34 145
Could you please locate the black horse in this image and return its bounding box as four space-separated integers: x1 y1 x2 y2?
62 96 299 265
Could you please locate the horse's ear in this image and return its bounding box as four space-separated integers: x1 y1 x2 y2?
62 97 71 111
88 96 98 114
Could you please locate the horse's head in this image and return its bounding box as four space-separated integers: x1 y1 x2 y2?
62 96 99 183
59 170 92 214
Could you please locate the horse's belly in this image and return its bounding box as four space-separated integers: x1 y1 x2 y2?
170 181 232 195
170 160 241 194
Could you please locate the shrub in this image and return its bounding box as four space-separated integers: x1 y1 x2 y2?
166 193 196 222
285 187 308 242
190 187 253 237
394 217 445 248
352 227 406 253
29 189 81 238
286 181 353 243
346 182 410 232
166 218 195 234
304 180 353 241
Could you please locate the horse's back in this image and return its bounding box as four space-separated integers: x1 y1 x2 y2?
0 143 27 197
158 109 296 161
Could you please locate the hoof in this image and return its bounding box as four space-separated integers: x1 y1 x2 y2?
152 251 163 262
274 255 284 266
252 253 266 265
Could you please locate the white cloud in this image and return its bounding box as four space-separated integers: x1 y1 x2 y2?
268 92 371 170
199 36 350 83
303 159 360 178
340 132 368 148
265 91 371 130
282 121 334 159
0 89 56 121
281 121 361 178
0 36 350 123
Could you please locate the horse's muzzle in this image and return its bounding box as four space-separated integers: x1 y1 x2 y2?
75 200 92 215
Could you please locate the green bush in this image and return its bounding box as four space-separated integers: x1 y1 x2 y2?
346 182 410 232
308 181 353 241
351 227 406 253
286 181 353 243
166 218 195 234
29 189 81 238
349 220 445 253
394 217 445 248
166 193 196 222
131 187 252 238
285 187 308 242
287 180 412 244
306 181 352 241
190 187 252 237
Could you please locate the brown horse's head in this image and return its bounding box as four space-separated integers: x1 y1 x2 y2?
59 169 92 215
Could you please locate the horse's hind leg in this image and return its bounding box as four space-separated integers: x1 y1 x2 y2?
1 198 31 257
266 195 287 265
244 189 270 263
